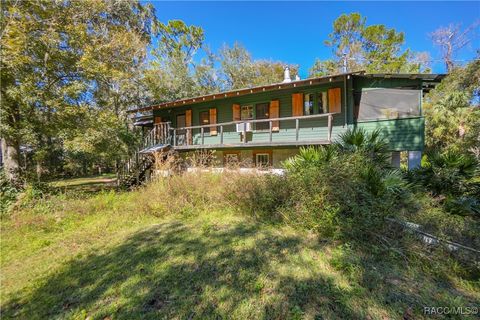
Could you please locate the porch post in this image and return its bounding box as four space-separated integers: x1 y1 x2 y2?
408 151 422 170
391 151 401 168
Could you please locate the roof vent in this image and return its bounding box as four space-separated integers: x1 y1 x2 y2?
282 66 291 83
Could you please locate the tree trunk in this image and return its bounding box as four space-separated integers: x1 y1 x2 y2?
1 137 21 186
36 160 43 182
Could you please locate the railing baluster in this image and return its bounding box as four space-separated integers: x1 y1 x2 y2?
154 125 157 145
328 114 333 142
269 121 272 142
243 122 247 144
220 125 224 145
295 118 299 141
173 129 177 146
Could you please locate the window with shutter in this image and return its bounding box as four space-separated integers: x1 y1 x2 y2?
200 111 210 134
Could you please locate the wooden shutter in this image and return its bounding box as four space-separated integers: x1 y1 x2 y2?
232 104 241 121
185 109 192 144
269 100 280 132
328 88 341 113
209 108 217 135
292 93 303 117
185 109 192 126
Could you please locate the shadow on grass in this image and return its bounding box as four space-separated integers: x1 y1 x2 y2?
2 222 362 320
3 220 478 319
51 175 117 194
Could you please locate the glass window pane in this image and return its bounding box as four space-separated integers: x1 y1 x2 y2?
255 103 269 130
256 153 270 167
318 92 328 114
225 153 239 166
304 93 314 115
200 111 210 134
241 105 253 120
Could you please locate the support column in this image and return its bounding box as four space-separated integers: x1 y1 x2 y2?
408 151 422 170
391 151 401 168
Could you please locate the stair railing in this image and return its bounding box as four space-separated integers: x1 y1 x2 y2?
117 122 172 186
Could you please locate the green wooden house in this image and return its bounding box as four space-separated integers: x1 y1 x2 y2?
123 70 443 184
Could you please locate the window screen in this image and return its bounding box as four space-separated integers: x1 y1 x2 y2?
355 88 421 121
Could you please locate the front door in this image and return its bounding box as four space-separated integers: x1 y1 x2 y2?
176 114 186 145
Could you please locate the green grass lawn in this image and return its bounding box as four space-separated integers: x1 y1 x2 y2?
50 173 117 193
1 176 478 319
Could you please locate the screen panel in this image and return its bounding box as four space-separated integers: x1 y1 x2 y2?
356 88 421 121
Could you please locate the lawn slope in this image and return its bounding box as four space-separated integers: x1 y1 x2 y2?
1 176 478 319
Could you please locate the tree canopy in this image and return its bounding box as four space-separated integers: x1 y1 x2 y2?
1 0 155 182
309 13 431 77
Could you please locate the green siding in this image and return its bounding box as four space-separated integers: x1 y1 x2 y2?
153 76 425 151
154 81 348 146
354 117 425 151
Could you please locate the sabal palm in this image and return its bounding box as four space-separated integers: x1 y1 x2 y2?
337 128 391 165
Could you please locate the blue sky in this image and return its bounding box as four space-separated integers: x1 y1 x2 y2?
149 1 480 77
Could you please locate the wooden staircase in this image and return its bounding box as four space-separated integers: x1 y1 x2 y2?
117 122 172 188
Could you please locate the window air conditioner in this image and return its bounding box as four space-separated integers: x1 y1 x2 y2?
236 122 252 132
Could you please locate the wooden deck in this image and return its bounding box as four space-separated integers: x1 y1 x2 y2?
172 140 332 151
143 113 337 152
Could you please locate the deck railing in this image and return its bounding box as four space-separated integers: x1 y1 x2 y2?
118 114 336 185
169 112 336 148
118 121 172 186
143 122 172 149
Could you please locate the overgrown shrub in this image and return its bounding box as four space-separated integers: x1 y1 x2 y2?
407 150 480 216
224 171 290 222
227 143 413 241
284 152 410 240
0 170 20 214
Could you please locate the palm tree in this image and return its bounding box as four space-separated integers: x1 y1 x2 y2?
336 128 391 166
